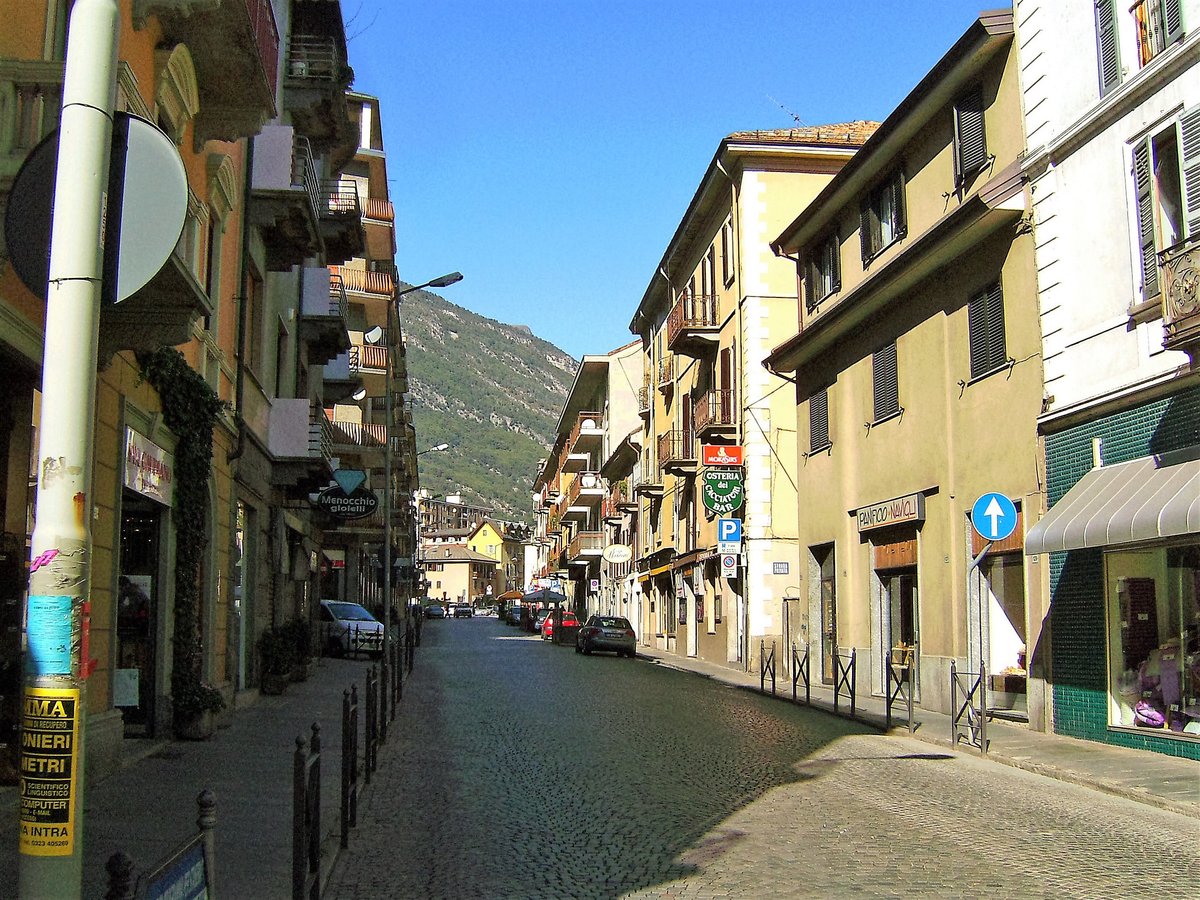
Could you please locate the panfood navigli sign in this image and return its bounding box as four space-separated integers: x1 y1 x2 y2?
856 492 925 532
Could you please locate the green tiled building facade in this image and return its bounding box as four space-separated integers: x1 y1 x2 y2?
1044 384 1200 758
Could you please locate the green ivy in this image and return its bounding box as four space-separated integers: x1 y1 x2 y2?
137 348 226 725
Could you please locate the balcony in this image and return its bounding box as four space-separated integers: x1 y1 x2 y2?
633 457 664 497
335 265 397 298
695 389 736 436
657 356 675 394
667 293 720 355
613 478 638 512
569 411 603 452
658 430 698 475
249 125 321 270
1161 236 1200 357
99 250 214 362
269 399 335 494
299 268 350 365
137 0 278 143
320 179 365 264
568 531 603 565
0 61 62 185
562 472 604 522
637 384 651 418
328 419 386 454
283 16 355 166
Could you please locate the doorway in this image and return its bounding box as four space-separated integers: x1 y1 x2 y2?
117 491 164 737
882 568 919 690
813 544 837 684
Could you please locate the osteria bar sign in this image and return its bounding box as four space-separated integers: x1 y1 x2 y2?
856 492 925 533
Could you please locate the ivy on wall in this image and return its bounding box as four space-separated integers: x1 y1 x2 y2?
136 348 226 724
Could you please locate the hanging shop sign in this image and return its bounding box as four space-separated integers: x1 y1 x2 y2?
602 544 632 564
702 444 743 466
315 486 378 520
19 687 80 857
124 428 174 505
701 469 744 514
855 492 925 533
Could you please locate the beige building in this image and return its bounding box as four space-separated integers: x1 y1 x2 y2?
422 544 498 606
765 11 1046 722
628 124 876 670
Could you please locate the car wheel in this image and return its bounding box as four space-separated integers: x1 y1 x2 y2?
582 642 592 655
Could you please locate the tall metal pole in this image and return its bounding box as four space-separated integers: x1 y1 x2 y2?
381 293 395 736
20 2 119 895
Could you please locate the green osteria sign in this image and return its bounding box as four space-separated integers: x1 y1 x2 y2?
701 468 744 514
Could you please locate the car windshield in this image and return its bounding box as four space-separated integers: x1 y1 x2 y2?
596 617 630 628
327 602 376 622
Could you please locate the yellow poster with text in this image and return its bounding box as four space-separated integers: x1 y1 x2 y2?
19 686 80 856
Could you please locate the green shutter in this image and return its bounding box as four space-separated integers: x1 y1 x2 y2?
872 342 899 421
1180 105 1200 238
828 233 841 293
804 254 817 310
955 88 988 180
809 389 829 451
893 170 907 240
1164 0 1184 47
1133 138 1160 299
1095 0 1121 96
860 202 874 261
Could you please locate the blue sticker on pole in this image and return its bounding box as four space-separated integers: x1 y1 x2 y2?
971 493 1018 543
26 595 73 676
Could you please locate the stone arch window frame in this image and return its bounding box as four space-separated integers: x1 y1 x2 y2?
154 43 199 148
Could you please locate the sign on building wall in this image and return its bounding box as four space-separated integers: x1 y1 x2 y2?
702 445 743 466
124 427 173 505
855 492 925 533
701 470 744 514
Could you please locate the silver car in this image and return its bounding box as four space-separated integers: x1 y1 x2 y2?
576 615 636 657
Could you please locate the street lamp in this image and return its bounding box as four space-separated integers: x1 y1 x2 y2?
381 274 461 696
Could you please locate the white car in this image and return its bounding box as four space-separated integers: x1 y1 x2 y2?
319 600 384 657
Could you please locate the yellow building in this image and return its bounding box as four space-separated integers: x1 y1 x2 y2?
628 124 876 670
765 11 1046 722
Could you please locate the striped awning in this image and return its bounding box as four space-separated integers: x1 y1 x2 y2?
1025 451 1200 555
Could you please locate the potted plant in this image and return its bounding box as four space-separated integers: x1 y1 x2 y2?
258 625 295 695
286 617 313 681
173 680 225 740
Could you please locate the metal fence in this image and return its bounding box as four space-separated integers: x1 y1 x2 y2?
292 724 321 900
791 641 811 705
833 648 857 718
951 661 988 752
105 790 216 899
759 640 777 695
886 645 917 733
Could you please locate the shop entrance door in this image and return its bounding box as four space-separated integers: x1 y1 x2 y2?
883 569 918 690
118 493 162 737
816 546 837 684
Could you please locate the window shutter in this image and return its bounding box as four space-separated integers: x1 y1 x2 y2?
1180 105 1200 238
893 170 908 240
985 282 1007 371
1095 0 1121 96
1164 0 1184 47
804 255 817 310
872 342 899 421
969 282 1007 378
968 291 989 377
955 89 987 181
860 202 874 261
829 233 842 293
809 389 829 451
1133 138 1160 299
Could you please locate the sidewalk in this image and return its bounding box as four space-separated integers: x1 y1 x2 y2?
636 645 1200 820
0 655 387 898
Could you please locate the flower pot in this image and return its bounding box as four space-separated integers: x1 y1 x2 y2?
176 710 215 741
261 672 290 695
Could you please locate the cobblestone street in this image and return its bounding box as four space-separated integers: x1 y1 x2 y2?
327 617 1199 899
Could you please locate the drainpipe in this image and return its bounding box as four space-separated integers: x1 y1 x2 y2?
227 135 255 465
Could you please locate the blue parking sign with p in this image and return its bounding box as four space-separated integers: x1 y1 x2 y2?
718 518 741 544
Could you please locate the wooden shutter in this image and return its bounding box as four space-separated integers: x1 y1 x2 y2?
968 282 1006 378
893 170 907 240
719 346 733 402
827 233 842 293
955 89 987 181
872 342 899 421
804 254 817 310
1095 0 1121 96
809 388 829 451
1164 0 1184 47
1133 138 1160 299
860 202 875 261
1181 105 1200 238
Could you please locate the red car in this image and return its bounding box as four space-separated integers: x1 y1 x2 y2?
541 610 579 641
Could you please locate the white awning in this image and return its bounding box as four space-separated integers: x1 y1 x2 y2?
1025 451 1200 555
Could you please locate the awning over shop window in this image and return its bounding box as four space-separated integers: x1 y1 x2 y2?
1025 450 1200 555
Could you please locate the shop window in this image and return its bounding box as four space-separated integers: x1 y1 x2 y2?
872 341 900 422
968 281 1007 379
1107 545 1200 736
860 170 907 263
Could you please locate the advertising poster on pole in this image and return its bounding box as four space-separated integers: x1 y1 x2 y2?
19 687 81 856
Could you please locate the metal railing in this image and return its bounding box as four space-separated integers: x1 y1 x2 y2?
791 641 811 705
362 198 394 221
568 410 602 448
327 271 347 318
951 661 988 752
759 640 777 695
695 388 736 432
340 686 359 849
287 34 346 82
886 645 917 733
290 134 321 223
246 0 281 98
657 356 674 388
657 429 696 466
321 179 360 218
364 665 379 781
329 420 386 448
292 724 321 900
667 292 719 346
833 647 856 718
335 267 396 296
105 790 216 899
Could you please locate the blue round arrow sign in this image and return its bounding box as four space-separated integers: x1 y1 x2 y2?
971 492 1018 542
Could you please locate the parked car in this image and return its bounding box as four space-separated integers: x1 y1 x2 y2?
504 605 522 625
534 609 551 633
319 600 384 657
542 610 579 641
453 604 473 618
576 615 636 657
425 604 446 619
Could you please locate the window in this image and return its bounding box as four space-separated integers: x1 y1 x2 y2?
953 87 988 186
1133 0 1185 67
246 268 265 378
701 247 715 298
1095 0 1123 95
968 281 1007 378
809 388 830 452
804 232 841 309
1132 107 1199 301
872 341 900 422
860 171 907 262
721 216 735 286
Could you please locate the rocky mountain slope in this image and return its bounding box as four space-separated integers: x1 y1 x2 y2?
399 287 578 522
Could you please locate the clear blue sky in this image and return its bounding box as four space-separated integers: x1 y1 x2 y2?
347 1 992 360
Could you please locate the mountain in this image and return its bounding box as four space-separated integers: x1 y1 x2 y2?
398 287 578 522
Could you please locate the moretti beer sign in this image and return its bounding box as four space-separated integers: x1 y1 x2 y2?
316 470 378 520
856 492 925 533
702 444 743 466
702 468 744 514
